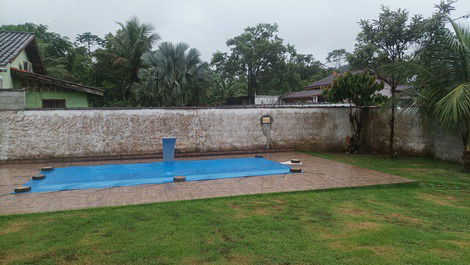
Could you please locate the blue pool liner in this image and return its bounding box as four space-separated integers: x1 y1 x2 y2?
23 158 291 193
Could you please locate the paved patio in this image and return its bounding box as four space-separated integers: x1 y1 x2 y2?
0 152 414 215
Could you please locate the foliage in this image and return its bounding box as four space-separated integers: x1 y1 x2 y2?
349 7 425 75
75 32 104 54
1 20 328 107
347 5 431 157
326 48 350 69
211 23 326 104
209 51 247 105
93 17 160 104
0 23 93 83
135 42 212 106
386 1 470 168
1 153 469 264
398 19 470 157
433 21 470 142
324 72 385 152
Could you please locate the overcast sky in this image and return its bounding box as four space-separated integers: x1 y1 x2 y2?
1 0 469 64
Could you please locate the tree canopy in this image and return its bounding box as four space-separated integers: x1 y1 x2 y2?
324 72 385 153
2 1 465 112
326 49 350 69
135 42 211 107
211 23 326 103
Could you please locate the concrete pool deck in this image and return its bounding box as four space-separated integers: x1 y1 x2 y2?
0 152 414 215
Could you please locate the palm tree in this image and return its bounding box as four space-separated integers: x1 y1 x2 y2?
401 20 470 170
106 17 160 100
136 42 211 106
435 21 470 170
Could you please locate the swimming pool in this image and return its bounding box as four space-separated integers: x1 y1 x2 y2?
24 158 291 193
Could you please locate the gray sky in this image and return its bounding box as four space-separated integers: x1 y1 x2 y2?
1 0 469 64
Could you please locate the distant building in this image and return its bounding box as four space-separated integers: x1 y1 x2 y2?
254 95 280 105
224 95 280 105
281 89 326 104
0 31 103 110
281 71 411 104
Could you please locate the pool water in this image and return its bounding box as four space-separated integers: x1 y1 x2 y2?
24 158 291 193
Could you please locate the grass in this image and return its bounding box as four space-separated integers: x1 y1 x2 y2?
1 153 469 265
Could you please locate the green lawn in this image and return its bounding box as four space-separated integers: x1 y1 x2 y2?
1 153 469 265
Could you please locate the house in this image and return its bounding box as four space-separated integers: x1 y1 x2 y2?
281 71 411 104
0 31 103 110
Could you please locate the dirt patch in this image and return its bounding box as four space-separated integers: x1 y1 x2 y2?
418 192 463 208
231 207 272 218
368 246 396 255
346 221 382 230
336 202 371 218
339 208 368 217
225 254 254 265
307 225 344 240
430 248 462 258
386 213 422 224
328 240 346 249
442 240 470 249
0 220 30 235
328 241 399 256
229 200 286 218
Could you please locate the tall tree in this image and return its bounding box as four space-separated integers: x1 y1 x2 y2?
75 32 104 54
135 42 211 107
324 72 385 153
348 6 426 157
210 51 246 105
95 17 160 102
326 49 350 69
224 23 286 103
212 23 325 103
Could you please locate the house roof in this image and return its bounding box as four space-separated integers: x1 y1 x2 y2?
0 31 46 74
282 89 323 100
305 75 336 89
11 67 104 96
305 71 363 89
286 71 413 101
305 71 413 91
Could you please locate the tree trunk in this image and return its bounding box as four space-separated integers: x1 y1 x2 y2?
462 132 470 171
247 67 256 105
348 106 362 154
463 151 470 171
389 87 396 158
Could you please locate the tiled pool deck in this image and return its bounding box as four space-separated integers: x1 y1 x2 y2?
0 152 414 215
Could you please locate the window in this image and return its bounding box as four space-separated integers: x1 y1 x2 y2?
42 99 66 109
23 61 33 72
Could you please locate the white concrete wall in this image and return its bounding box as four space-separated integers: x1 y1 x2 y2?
363 108 464 162
0 107 463 162
0 108 351 161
